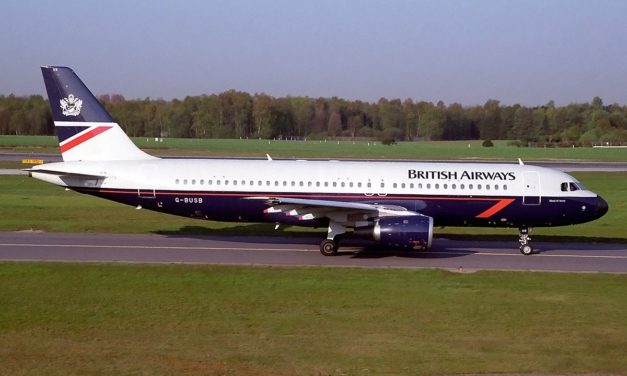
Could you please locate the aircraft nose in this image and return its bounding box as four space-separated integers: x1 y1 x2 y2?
594 195 609 219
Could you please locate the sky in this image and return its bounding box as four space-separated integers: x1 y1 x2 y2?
1 0 626 106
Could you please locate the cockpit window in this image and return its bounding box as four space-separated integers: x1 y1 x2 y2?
561 181 585 192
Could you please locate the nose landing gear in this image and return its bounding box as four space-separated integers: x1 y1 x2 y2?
519 227 533 255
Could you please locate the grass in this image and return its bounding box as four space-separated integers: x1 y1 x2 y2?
0 172 625 241
2 135 627 161
0 263 625 375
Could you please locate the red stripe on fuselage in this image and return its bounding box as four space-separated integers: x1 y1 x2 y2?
59 126 113 153
475 198 515 218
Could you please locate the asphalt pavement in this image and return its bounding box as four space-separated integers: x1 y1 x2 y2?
1 232 625 273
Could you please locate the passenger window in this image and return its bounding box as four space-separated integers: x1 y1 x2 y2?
393 183 397 188
486 184 490 190
401 183 405 189
426 183 431 189
460 184 464 189
469 184 473 189
452 184 456 189
349 182 353 188
175 179 179 184
224 180 228 186
299 181 304 187
478 184 482 190
216 180 220 185
443 184 447 189
494 184 498 190
291 181 295 186
380 182 385 188
233 180 237 185
308 181 312 187
367 182 371 188
283 181 287 186
333 182 337 187
341 182 345 188
503 184 507 190
241 180 246 185
208 180 213 185
324 182 329 187
410 183 414 189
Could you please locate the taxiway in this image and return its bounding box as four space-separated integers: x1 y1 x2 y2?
1 232 625 273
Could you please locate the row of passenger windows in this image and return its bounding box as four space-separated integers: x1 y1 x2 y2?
174 178 508 191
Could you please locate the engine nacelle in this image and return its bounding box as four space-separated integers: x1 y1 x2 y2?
373 215 433 250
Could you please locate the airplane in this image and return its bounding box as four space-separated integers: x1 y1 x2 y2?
27 66 609 256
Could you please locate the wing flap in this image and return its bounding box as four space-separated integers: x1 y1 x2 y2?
249 196 418 224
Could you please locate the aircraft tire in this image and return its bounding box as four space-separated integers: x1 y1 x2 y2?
320 239 338 256
520 244 533 256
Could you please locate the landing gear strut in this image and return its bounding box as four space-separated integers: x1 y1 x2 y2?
319 220 345 256
518 227 533 255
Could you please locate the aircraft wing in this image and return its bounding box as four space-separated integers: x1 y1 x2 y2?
247 196 418 222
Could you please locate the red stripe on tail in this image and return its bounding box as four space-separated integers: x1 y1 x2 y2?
59 126 113 153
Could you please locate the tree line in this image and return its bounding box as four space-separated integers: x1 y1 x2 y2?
1 92 626 146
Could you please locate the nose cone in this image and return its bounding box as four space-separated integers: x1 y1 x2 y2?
594 195 609 219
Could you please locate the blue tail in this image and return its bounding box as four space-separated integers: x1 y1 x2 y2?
40 66 154 161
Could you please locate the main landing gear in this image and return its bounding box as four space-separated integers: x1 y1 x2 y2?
518 227 533 255
320 239 339 256
319 221 345 256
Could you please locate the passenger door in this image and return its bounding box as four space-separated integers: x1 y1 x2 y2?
522 171 541 205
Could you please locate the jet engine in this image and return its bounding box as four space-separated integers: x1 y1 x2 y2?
356 215 433 250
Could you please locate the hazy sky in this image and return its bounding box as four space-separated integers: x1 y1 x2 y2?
2 0 626 105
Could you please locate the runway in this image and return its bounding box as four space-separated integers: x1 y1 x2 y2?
1 232 626 273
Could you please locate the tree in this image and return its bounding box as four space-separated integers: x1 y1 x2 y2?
327 110 342 138
479 99 501 140
418 105 445 140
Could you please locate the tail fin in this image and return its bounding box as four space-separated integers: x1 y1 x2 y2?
41 66 155 161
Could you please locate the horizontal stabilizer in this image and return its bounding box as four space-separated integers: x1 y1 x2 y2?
23 168 105 179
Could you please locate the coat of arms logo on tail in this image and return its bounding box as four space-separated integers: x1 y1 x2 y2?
60 94 82 116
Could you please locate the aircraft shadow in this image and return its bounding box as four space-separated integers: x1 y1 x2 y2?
153 225 626 258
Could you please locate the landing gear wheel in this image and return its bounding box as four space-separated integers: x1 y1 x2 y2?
320 239 338 256
520 244 533 256
518 227 533 256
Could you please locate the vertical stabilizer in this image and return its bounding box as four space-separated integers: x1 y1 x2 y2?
41 66 155 161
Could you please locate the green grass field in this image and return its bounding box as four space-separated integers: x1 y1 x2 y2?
1 141 627 375
1 263 625 375
1 172 625 241
2 135 626 161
